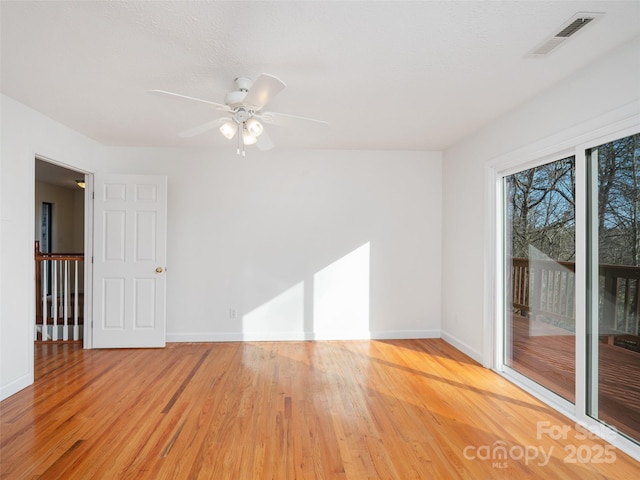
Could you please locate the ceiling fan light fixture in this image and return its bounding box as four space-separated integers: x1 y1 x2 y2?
219 121 237 140
246 118 263 137
242 128 257 145
153 73 327 154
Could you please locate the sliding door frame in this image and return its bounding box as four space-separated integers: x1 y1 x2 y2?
484 102 640 461
495 149 577 419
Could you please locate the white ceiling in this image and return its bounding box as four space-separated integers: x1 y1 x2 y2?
2 1 640 151
34 158 85 190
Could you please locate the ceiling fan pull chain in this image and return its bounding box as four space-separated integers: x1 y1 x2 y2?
241 122 247 157
236 123 241 155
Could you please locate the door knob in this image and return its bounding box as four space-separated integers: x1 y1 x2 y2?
155 267 163 273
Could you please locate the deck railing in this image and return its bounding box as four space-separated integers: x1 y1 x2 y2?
511 257 640 336
601 264 640 335
35 241 84 341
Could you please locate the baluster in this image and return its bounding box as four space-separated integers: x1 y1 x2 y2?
543 269 550 314
52 260 58 341
559 271 565 317
570 273 575 319
35 255 40 340
63 260 69 341
523 265 529 312
35 259 40 341
551 265 562 314
603 271 618 331
533 263 543 316
622 278 631 334
551 272 562 313
516 265 521 308
633 278 640 335
548 269 555 316
41 261 48 341
550 269 556 316
512 264 517 304
74 260 79 341
562 271 569 318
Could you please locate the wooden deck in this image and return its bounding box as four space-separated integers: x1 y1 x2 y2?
510 314 640 442
1 340 639 479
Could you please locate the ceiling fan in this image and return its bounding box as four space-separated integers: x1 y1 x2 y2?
150 74 328 156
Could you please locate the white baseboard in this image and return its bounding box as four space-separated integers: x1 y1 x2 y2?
166 332 312 342
0 373 33 401
369 329 441 340
440 330 484 364
167 329 441 343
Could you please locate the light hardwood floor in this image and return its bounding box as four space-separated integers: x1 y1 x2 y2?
1 340 639 479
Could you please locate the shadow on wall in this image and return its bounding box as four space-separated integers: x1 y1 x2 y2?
242 242 370 340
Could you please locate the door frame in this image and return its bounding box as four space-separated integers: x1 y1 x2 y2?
83 172 94 349
33 155 94 349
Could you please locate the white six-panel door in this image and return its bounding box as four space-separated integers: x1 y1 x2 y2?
92 174 167 348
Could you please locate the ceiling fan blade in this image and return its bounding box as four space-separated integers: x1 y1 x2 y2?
149 90 230 111
256 130 275 151
259 111 328 129
242 74 286 111
178 118 230 138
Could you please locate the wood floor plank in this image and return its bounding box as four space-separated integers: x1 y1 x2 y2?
1 340 639 479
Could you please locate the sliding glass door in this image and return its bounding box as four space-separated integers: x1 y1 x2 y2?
503 156 576 403
587 133 640 444
499 129 640 453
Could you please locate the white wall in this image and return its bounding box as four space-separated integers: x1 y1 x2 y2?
1 92 443 399
441 37 640 364
0 95 105 400
102 147 443 341
34 181 84 253
72 189 85 252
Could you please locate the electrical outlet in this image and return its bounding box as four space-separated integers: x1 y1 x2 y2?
229 308 237 319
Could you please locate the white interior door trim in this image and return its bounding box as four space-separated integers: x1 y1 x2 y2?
84 173 94 349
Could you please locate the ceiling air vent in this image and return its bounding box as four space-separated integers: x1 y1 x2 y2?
528 12 604 57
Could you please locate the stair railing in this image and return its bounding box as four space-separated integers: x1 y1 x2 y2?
35 241 85 341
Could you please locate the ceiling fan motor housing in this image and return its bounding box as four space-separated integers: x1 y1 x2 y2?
224 76 254 108
234 76 253 91
224 90 248 108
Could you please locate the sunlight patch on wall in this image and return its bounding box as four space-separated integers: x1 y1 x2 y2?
313 242 370 339
242 281 304 339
